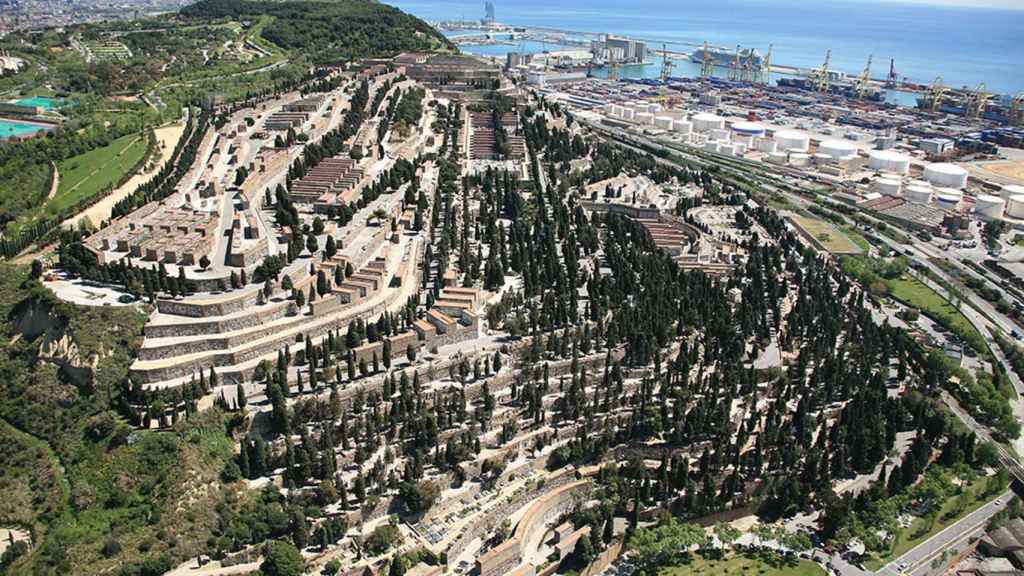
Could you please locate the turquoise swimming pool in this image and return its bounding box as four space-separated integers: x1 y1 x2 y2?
0 119 52 138
10 96 65 111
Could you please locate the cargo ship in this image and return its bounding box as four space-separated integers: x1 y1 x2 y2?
777 76 885 102
690 47 762 68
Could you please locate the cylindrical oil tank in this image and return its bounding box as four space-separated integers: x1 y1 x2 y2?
975 194 1006 220
924 163 968 189
635 112 654 125
693 112 725 132
703 141 720 153
719 143 735 156
905 184 933 204
873 177 902 196
654 116 674 130
648 103 663 113
622 108 635 120
673 121 692 134
818 139 858 160
757 139 778 154
767 152 788 164
731 121 766 138
610 105 623 117
775 130 810 152
1008 195 1024 219
868 150 911 174
711 128 731 142
790 153 811 167
1000 184 1024 202
936 192 962 210
733 142 747 156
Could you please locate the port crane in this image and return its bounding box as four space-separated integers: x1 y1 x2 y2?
607 49 619 81
855 54 873 99
1012 93 1024 126
699 40 714 78
758 44 773 85
967 83 992 119
885 58 899 88
728 45 742 81
925 77 947 113
814 50 832 93
659 43 674 82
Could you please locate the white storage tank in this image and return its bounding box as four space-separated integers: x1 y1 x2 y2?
767 152 788 164
654 116 674 130
936 192 962 210
648 103 663 113
633 102 650 114
711 128 731 142
757 139 778 154
731 121 766 138
774 130 810 153
868 150 911 174
975 194 1006 220
905 184 933 204
673 121 692 134
790 153 811 167
636 112 654 125
1000 184 1024 202
610 105 623 117
703 141 720 153
873 177 902 196
733 142 747 156
818 139 858 160
1008 195 1024 219
719 143 735 156
693 112 725 132
924 163 968 189
622 108 635 120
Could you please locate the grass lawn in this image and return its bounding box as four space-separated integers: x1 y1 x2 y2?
863 474 1004 571
884 274 986 352
790 215 862 255
843 226 872 252
660 551 824 576
48 132 148 215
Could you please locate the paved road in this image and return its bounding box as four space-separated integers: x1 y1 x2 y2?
876 488 1011 576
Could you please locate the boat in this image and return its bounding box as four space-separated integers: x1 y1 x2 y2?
690 47 762 68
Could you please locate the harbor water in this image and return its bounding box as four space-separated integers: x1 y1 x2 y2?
391 0 1024 98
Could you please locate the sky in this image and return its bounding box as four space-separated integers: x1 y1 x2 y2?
873 0 1024 8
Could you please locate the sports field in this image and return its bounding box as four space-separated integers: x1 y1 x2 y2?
790 215 862 255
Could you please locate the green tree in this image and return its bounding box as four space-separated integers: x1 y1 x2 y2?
260 541 305 576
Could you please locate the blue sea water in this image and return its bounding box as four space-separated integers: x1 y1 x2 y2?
391 0 1024 97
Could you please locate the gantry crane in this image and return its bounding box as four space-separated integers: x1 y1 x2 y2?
1012 92 1024 126
924 77 947 114
699 40 714 78
814 50 832 93
607 48 619 81
967 83 992 119
742 49 759 83
728 45 742 82
758 44 773 85
659 43 674 82
885 58 898 88
855 55 873 99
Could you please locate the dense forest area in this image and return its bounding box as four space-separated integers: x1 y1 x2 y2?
180 0 454 63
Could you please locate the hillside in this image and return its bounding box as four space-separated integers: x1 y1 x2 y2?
0 266 239 575
180 0 455 63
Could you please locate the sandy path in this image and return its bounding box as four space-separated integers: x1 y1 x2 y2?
62 123 186 230
46 161 59 201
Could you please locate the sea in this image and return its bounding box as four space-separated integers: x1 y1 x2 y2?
390 0 1024 100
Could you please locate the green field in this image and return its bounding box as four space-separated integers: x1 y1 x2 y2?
660 552 825 576
48 132 148 215
791 215 862 255
863 474 1003 570
885 275 986 352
